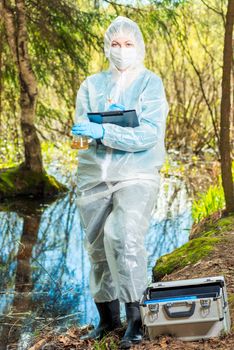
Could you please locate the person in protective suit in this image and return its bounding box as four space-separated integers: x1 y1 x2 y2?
71 16 169 349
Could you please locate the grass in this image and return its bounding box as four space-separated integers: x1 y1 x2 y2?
192 161 234 224
93 337 119 349
192 179 225 224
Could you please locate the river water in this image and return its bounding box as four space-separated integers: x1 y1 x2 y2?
0 165 192 349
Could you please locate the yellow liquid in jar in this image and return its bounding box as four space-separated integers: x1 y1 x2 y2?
71 137 89 150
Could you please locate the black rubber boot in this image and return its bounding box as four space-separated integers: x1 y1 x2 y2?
119 302 143 349
80 299 122 341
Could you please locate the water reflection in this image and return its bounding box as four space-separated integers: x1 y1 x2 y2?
0 172 192 349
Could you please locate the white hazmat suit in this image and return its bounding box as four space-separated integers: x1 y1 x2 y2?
75 16 169 303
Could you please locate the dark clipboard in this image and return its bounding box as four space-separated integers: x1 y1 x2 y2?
87 109 139 128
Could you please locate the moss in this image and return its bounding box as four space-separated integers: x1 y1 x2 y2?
217 216 234 227
0 164 68 199
45 174 61 191
153 213 234 281
202 230 217 237
153 236 220 281
190 212 234 240
0 172 15 188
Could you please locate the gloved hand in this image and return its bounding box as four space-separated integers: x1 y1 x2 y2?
108 103 125 111
71 122 104 139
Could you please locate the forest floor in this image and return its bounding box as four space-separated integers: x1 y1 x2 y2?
28 211 234 350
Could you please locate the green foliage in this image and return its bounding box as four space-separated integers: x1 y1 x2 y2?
1 0 107 153
192 162 234 224
41 141 56 164
161 155 186 177
41 140 78 176
0 137 24 168
93 335 118 349
192 179 225 224
0 0 230 160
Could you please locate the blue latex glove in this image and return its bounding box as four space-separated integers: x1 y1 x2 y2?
108 103 125 111
72 122 104 139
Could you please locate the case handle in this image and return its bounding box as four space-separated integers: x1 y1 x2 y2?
163 301 195 318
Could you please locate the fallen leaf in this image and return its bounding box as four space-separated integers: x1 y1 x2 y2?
28 339 48 350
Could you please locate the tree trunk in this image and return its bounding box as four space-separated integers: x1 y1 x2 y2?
94 0 100 9
0 0 43 173
0 22 3 136
220 0 234 213
16 0 43 172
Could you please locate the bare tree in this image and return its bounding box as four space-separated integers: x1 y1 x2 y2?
220 0 234 213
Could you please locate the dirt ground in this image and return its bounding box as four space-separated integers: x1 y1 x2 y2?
28 221 234 350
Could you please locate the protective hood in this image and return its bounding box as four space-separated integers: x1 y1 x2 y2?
104 16 145 70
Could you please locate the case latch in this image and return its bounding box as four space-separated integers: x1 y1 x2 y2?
148 303 159 322
200 299 211 309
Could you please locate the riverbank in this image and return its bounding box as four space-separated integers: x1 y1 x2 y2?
28 210 234 350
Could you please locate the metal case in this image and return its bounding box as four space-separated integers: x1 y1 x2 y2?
140 276 231 341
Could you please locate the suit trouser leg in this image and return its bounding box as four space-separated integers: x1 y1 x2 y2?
103 181 158 303
77 183 118 302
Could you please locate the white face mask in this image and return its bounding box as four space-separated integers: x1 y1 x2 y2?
109 47 138 70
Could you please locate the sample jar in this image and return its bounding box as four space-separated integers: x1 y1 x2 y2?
71 135 89 150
